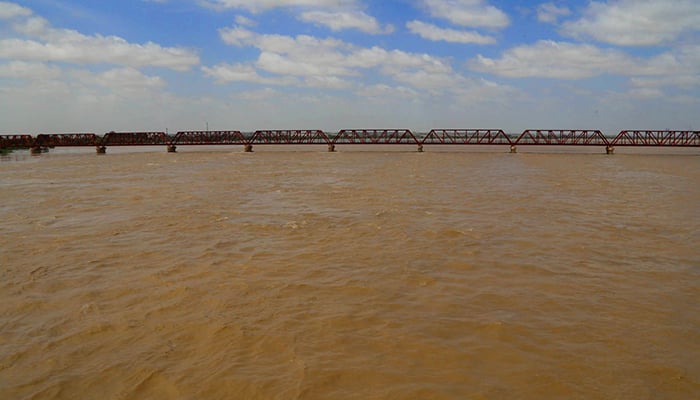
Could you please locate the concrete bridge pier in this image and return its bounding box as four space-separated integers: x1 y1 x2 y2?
244 144 253 152
328 144 336 152
606 145 615 155
167 145 177 153
30 146 42 155
510 145 517 153
96 146 107 154
417 144 424 152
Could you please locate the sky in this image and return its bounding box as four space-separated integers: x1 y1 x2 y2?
0 0 698 134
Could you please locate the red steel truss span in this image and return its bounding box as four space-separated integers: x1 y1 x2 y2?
422 129 512 145
514 130 609 146
249 130 330 145
612 130 700 146
2 129 699 154
333 129 418 145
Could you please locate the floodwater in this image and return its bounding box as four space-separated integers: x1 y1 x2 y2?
1 146 699 399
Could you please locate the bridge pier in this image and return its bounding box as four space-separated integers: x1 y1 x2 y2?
167 145 177 153
96 145 106 154
30 146 42 155
510 145 517 154
606 145 615 155
417 144 423 152
328 144 336 152
244 144 253 152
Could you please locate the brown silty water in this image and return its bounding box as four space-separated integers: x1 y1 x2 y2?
1 147 699 399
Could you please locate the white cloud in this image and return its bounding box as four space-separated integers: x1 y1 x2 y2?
630 75 700 90
210 26 459 91
356 84 419 98
257 51 354 77
219 25 258 46
202 62 300 85
561 0 700 46
220 26 348 55
205 0 357 13
237 87 278 101
366 48 452 75
206 24 520 103
304 75 352 89
234 15 257 27
0 1 31 19
643 44 700 77
0 61 61 79
299 10 392 34
469 40 636 79
406 20 496 44
422 0 509 28
91 67 166 89
469 41 700 89
0 6 199 71
60 67 167 95
203 61 353 90
628 45 700 89
0 37 199 71
536 3 570 24
393 69 460 90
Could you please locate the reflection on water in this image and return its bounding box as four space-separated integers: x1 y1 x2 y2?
1 148 699 399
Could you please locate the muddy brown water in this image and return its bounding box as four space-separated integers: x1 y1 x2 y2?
1 147 699 399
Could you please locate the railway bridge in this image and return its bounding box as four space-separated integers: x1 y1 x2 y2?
1 129 698 154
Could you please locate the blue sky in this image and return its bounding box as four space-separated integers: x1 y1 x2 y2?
1 0 698 134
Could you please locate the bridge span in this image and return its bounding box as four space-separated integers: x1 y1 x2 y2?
2 129 698 155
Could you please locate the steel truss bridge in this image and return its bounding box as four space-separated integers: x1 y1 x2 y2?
2 129 698 154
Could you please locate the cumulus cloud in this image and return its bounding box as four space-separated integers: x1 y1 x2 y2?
393 69 461 90
90 67 166 89
561 0 700 46
0 4 199 70
0 1 31 19
207 25 467 91
421 0 509 28
406 20 496 44
536 3 571 24
205 0 357 13
356 84 419 98
299 10 392 34
257 51 354 78
0 60 61 79
202 62 301 85
643 44 700 76
469 41 700 83
234 15 257 27
205 24 520 102
468 41 636 79
630 75 700 90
